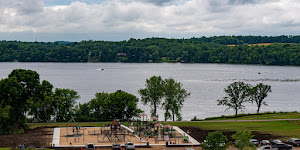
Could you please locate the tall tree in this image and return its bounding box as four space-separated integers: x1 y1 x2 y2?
162 78 190 121
74 103 93 122
250 83 272 113
138 76 165 117
52 88 79 122
28 80 54 122
0 69 40 149
217 81 251 117
89 90 142 121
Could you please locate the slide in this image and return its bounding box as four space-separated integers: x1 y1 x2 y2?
120 125 145 142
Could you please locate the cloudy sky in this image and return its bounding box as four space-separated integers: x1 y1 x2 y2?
0 0 299 41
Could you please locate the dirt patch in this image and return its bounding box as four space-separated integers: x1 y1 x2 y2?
0 127 53 148
179 126 284 143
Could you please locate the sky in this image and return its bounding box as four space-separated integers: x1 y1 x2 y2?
0 0 300 42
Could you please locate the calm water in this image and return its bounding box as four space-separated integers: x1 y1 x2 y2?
0 63 299 120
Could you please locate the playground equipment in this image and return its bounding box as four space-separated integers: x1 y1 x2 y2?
182 136 189 143
67 117 78 136
97 119 130 143
121 125 145 142
66 116 84 142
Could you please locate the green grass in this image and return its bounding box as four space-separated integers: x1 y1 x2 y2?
200 112 300 121
168 120 300 140
26 122 111 129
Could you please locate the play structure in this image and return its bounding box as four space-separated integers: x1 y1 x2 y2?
57 114 191 146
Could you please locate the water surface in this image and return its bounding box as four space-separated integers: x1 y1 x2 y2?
0 63 299 120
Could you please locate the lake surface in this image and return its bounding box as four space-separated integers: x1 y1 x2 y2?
0 63 299 120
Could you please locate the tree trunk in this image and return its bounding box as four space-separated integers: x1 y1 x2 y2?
257 105 261 113
235 109 238 117
12 116 20 149
154 103 157 117
172 113 175 121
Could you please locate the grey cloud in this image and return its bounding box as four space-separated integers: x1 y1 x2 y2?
131 0 182 6
228 0 255 4
16 0 44 15
0 0 300 41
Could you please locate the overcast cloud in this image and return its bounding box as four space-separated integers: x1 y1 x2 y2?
0 0 299 41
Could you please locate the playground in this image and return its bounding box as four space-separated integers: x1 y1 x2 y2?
52 117 199 147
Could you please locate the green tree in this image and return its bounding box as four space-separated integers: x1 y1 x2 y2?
250 83 272 113
28 80 54 122
89 92 110 120
217 81 251 117
202 131 229 150
0 69 40 149
138 76 165 117
231 130 255 150
162 78 190 121
90 90 142 121
52 88 79 122
74 103 94 122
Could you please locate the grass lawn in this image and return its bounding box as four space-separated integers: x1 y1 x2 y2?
168 120 300 139
202 112 300 121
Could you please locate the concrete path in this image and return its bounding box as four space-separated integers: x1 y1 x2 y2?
173 126 200 145
52 128 60 147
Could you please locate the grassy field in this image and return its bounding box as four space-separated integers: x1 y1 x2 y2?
226 43 274 46
168 120 300 139
202 112 300 121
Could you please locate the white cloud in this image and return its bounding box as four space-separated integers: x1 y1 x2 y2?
0 0 299 41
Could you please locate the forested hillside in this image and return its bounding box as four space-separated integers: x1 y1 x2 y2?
0 35 299 65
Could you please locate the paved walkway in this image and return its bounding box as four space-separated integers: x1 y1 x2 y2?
52 128 60 147
172 126 200 145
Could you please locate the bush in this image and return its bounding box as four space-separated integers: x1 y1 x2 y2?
202 131 229 150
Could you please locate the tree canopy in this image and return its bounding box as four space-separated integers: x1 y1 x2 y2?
202 131 229 150
249 83 272 113
0 69 42 148
231 130 255 150
138 76 165 117
217 81 251 116
162 78 190 121
218 82 273 116
88 90 143 121
139 76 190 121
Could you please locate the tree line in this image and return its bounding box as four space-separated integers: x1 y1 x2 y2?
0 35 300 65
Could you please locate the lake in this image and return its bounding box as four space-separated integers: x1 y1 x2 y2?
0 63 299 120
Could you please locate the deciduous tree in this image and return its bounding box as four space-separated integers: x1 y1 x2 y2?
162 78 190 121
138 76 164 117
231 130 255 150
89 90 142 121
52 88 79 122
28 80 54 122
202 131 229 150
250 83 272 113
217 81 251 117
0 69 40 149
